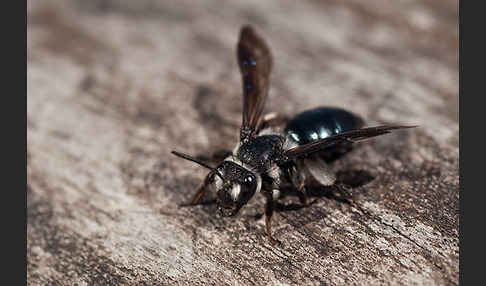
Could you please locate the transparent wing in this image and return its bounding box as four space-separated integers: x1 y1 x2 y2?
303 156 336 186
237 25 273 140
285 125 416 158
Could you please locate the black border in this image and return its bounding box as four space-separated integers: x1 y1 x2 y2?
458 0 462 282
459 0 465 284
22 0 27 284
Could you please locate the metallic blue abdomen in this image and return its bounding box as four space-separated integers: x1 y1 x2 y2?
285 107 363 145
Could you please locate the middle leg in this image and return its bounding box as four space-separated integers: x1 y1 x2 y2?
264 192 281 245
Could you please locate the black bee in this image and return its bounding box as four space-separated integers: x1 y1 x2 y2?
172 25 415 244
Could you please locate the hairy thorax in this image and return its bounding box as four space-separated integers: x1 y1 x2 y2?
236 135 284 172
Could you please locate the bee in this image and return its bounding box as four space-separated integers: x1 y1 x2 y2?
172 25 415 244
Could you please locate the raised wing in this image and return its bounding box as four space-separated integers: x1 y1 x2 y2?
237 25 273 141
284 125 417 158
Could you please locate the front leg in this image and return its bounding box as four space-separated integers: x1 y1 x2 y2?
180 174 213 207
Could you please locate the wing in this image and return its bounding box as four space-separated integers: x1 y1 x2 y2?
284 125 417 158
237 25 273 141
303 155 336 186
256 112 289 135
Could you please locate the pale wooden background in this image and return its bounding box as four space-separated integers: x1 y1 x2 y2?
27 0 458 285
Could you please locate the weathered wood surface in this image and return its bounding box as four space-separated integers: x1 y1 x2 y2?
27 0 459 285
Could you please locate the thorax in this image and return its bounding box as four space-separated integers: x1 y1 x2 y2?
236 135 284 172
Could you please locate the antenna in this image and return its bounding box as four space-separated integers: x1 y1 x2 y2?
171 151 225 181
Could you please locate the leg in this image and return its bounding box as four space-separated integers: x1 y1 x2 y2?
264 194 281 245
334 183 352 199
180 175 212 207
333 184 370 216
288 161 313 206
297 181 309 206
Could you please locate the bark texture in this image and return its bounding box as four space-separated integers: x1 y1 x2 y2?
27 0 459 285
